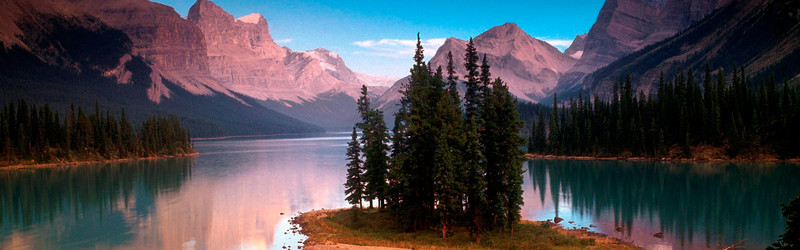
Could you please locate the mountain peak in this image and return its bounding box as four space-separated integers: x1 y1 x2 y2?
479 22 527 40
309 48 338 58
236 13 264 24
188 0 230 23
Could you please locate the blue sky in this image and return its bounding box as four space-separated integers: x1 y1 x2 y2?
153 0 605 77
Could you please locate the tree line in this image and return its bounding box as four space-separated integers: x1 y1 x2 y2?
345 35 525 243
0 100 194 166
528 65 800 159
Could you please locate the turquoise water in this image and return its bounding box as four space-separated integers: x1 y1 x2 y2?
523 159 800 249
1 133 798 249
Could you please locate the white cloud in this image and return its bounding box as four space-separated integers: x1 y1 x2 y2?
539 38 573 51
353 38 447 59
275 38 293 44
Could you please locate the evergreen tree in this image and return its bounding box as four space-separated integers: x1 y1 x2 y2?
387 94 409 212
445 51 459 89
535 107 547 154
549 93 560 153
769 196 800 249
496 78 526 234
363 109 390 209
433 55 467 238
464 123 487 243
0 100 193 166
527 121 536 153
464 38 481 124
344 126 365 209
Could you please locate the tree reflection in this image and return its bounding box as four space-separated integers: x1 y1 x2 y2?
527 159 800 248
1 158 192 228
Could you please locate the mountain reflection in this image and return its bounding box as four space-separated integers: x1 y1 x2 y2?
526 159 800 249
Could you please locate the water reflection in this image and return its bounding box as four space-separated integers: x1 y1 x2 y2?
0 157 192 249
4 136 797 249
525 159 800 249
0 134 350 249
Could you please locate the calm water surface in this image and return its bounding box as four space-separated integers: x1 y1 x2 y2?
1 133 798 249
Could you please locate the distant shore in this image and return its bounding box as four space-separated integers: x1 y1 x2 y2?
526 145 800 163
0 152 200 170
527 154 800 163
294 208 637 250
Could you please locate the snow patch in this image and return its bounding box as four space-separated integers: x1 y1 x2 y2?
569 50 583 59
303 50 338 72
236 13 263 24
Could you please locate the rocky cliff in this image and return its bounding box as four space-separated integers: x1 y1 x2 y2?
564 33 587 59
187 0 382 104
187 0 297 101
579 0 800 97
0 0 322 137
554 0 730 95
187 0 395 129
68 0 239 103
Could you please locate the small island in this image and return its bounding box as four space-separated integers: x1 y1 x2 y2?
294 208 636 249
0 100 195 168
295 38 638 250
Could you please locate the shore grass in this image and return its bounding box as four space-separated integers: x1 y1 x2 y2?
295 208 637 249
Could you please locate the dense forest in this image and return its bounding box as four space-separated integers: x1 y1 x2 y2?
345 35 526 243
527 65 800 159
0 100 194 166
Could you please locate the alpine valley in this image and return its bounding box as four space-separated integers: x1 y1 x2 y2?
1 0 798 135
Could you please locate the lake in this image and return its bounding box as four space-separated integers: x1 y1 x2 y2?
1 133 798 249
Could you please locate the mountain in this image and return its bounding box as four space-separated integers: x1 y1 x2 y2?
432 23 577 102
554 0 730 96
187 0 295 101
67 0 240 103
375 23 576 117
0 0 322 137
186 0 395 130
564 33 587 59
577 0 800 97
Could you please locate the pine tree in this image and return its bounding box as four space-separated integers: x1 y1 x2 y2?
464 38 481 124
486 78 526 233
464 123 487 243
363 109 390 209
528 121 536 153
395 33 436 230
549 93 560 153
433 131 460 238
387 97 409 212
433 54 467 238
535 107 547 154
344 126 365 210
446 51 459 89
1 117 9 163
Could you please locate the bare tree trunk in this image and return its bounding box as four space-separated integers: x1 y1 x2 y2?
441 219 447 238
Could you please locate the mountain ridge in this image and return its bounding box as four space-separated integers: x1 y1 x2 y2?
0 0 323 137
574 0 800 98
554 0 731 96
